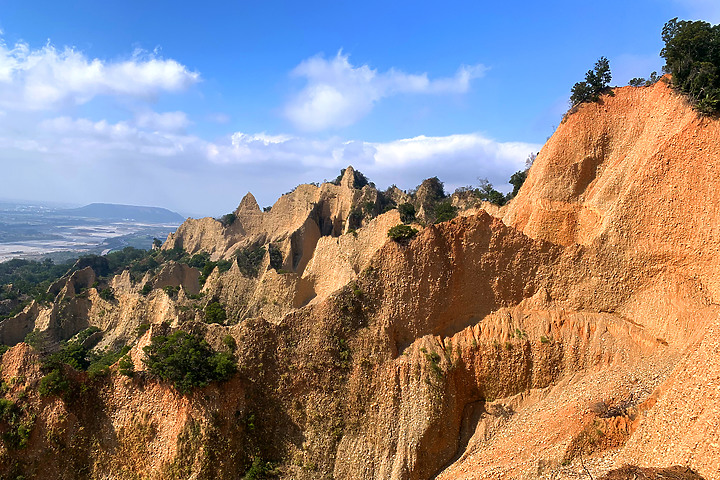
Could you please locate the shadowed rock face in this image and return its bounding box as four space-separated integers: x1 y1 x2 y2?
2 83 720 480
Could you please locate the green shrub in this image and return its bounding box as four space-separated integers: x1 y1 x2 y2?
398 203 416 223
45 342 89 371
163 285 180 299
23 329 48 351
388 225 419 242
136 322 151 337
140 282 153 296
219 213 236 227
434 201 457 223
118 355 135 377
222 334 237 352
86 346 131 378
629 71 660 87
243 457 276 480
268 244 283 271
508 170 528 198
204 301 227 324
98 287 115 301
236 245 266 278
476 178 508 206
74 326 101 345
142 331 236 394
38 369 70 397
0 398 32 449
0 399 18 423
186 252 211 269
363 201 376 218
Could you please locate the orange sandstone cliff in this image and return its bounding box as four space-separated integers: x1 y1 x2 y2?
0 79 718 479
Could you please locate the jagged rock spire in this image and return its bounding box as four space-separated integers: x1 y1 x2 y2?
340 165 356 189
237 192 260 212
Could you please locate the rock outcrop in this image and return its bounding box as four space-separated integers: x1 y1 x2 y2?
1 79 720 480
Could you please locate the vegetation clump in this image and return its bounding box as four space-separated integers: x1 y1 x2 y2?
398 203 416 223
388 225 419 242
204 301 227 324
236 245 266 277
661 17 720 113
219 212 237 227
570 56 613 106
433 201 458 223
476 178 508 206
243 457 277 480
629 71 661 87
0 258 75 319
118 354 135 377
0 399 33 449
268 244 283 271
143 330 236 394
98 287 115 301
185 251 232 285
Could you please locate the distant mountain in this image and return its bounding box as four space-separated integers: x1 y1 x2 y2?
61 203 185 224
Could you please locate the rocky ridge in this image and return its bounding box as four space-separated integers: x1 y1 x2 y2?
0 79 717 479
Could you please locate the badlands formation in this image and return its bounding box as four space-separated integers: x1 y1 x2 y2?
0 79 719 479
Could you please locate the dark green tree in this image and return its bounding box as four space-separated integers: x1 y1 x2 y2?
661 18 720 113
398 203 416 223
570 56 613 106
508 170 528 197
268 244 283 271
434 201 458 223
476 178 507 206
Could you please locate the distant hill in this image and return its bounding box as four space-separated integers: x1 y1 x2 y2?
61 203 185 224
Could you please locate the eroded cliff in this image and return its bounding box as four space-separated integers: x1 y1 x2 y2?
0 79 718 480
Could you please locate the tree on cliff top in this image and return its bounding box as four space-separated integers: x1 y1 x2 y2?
570 57 612 107
661 17 720 114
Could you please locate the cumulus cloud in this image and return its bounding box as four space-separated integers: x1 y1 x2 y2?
0 106 539 214
0 37 199 111
212 130 539 197
285 51 486 131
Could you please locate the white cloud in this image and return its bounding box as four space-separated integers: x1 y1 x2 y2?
284 51 486 131
0 38 199 111
135 111 191 132
213 130 539 195
0 105 539 214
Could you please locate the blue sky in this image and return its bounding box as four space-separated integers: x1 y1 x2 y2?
0 0 717 216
